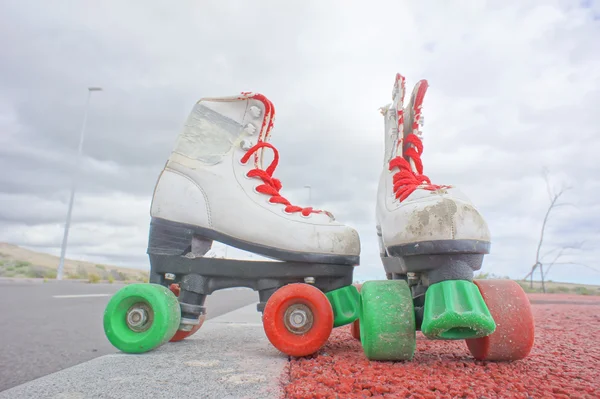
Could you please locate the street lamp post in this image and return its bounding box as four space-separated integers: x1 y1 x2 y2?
57 87 102 280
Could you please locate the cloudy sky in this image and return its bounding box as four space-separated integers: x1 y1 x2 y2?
1 0 599 285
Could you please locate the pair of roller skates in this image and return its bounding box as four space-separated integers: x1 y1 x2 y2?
103 73 534 362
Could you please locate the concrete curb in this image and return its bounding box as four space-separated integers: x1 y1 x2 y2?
0 304 286 399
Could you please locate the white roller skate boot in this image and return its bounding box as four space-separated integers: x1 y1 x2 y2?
371 73 495 346
121 91 362 358
376 74 491 272
149 92 360 264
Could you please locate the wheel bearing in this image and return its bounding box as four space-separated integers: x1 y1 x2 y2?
126 303 153 332
284 304 313 335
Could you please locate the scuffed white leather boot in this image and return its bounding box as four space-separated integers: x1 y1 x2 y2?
355 73 499 354
149 92 360 265
375 73 491 281
103 92 362 358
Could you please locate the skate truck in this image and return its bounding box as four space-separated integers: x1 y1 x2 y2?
102 92 361 357
349 73 535 362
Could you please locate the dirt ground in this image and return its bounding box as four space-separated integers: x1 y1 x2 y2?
0 242 147 281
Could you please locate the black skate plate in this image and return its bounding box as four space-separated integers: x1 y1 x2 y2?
148 217 359 266
149 254 354 299
150 254 354 280
382 240 489 283
382 253 486 282
387 239 490 257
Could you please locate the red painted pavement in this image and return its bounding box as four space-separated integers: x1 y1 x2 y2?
281 294 600 399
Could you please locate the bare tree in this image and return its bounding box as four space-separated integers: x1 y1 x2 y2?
543 242 588 277
522 169 577 293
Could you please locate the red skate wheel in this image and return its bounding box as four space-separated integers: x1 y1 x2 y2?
168 283 180 297
350 283 362 340
170 315 206 342
262 283 334 357
466 279 535 361
167 283 205 342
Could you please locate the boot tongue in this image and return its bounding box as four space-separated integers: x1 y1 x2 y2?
402 104 420 175
381 75 426 177
257 113 275 170
403 80 428 176
382 74 406 163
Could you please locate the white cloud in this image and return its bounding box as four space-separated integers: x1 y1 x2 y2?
1 0 599 285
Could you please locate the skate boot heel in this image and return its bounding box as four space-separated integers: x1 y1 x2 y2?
421 280 495 340
325 285 360 327
147 218 195 256
147 218 213 258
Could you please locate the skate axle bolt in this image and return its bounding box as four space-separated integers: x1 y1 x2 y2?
164 273 175 280
407 272 419 284
126 304 151 332
304 277 315 284
284 304 313 334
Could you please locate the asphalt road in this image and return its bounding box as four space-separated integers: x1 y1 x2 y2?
0 279 257 392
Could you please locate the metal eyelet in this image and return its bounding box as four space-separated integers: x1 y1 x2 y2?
240 139 254 151
249 105 262 119
243 123 257 136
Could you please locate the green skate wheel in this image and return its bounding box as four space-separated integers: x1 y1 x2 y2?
103 283 181 354
359 280 416 361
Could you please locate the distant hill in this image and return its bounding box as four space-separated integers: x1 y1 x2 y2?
516 279 600 296
0 242 148 282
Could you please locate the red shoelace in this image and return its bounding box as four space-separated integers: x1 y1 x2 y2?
388 76 449 202
388 132 448 202
240 142 321 217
